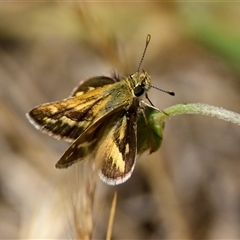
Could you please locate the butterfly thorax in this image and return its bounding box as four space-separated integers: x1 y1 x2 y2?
127 71 151 101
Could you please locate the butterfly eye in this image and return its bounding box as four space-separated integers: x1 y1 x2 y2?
134 84 145 97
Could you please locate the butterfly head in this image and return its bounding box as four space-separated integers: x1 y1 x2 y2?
130 70 151 99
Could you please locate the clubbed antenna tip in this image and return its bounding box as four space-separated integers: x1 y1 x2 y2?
151 85 175 96
137 34 151 72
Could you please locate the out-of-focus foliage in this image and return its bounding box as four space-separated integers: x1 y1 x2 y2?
0 2 240 239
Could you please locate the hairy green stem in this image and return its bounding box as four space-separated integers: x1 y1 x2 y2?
156 103 240 126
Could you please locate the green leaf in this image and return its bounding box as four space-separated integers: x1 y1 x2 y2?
137 105 164 155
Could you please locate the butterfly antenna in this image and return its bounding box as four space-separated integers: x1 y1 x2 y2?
151 85 175 96
137 34 151 72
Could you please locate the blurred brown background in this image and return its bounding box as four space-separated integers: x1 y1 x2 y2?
0 2 240 239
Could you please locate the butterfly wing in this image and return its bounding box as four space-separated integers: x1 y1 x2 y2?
55 109 125 168
70 76 115 97
27 79 132 142
98 110 137 185
56 108 137 185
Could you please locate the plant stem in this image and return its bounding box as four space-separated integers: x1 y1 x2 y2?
155 103 240 126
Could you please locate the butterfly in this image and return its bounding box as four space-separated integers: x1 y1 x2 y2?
26 35 174 185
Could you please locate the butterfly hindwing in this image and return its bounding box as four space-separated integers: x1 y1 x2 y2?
55 107 138 186
55 110 125 168
98 109 137 185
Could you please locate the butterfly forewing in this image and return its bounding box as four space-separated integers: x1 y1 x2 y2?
70 76 115 97
27 79 133 142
